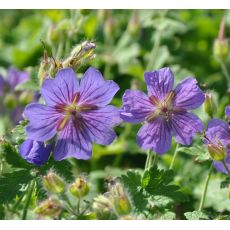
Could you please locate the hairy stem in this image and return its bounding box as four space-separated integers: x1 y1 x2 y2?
170 144 179 170
198 164 213 211
22 179 35 220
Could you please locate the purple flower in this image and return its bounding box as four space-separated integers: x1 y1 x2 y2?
23 67 120 161
121 67 205 154
204 107 230 174
19 139 52 166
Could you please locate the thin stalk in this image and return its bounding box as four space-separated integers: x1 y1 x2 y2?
222 160 230 175
22 180 35 220
219 60 230 89
77 198 81 215
145 150 158 170
198 164 213 211
169 144 179 170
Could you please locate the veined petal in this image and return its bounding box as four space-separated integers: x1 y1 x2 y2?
41 68 79 106
144 67 174 100
137 117 172 154
205 119 230 147
171 111 204 145
54 119 92 161
121 89 154 124
19 139 52 166
24 103 62 141
81 105 119 145
78 67 119 106
173 77 205 110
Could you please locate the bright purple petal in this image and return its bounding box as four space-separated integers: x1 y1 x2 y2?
7 67 29 89
24 103 62 141
19 139 52 166
78 67 119 107
54 119 92 161
41 68 79 106
225 106 230 121
205 118 230 147
144 67 174 100
137 117 172 154
120 89 154 124
81 105 119 145
171 112 203 145
172 77 205 110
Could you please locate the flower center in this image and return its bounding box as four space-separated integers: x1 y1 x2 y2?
147 91 175 122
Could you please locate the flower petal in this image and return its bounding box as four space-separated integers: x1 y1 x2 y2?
19 139 52 166
24 103 62 141
120 89 154 124
225 106 230 120
137 117 172 154
144 67 174 99
171 112 204 145
173 77 205 110
213 151 230 174
54 119 92 161
78 67 119 106
41 68 79 106
205 118 230 147
81 105 119 145
8 67 29 89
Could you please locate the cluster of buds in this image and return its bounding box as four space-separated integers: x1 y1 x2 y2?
35 198 62 219
38 40 96 85
213 19 229 60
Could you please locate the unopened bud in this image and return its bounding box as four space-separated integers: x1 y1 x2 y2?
204 91 216 118
213 19 229 60
104 16 116 42
43 171 66 194
3 93 17 109
109 182 132 216
19 91 34 106
92 195 114 219
62 41 96 68
35 198 62 218
69 175 89 198
208 143 227 161
127 10 141 36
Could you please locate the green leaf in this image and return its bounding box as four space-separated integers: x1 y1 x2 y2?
184 211 209 220
143 166 187 202
220 177 230 189
120 170 148 213
0 169 32 204
0 141 31 169
11 120 28 144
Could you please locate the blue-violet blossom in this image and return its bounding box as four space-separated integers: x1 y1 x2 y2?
22 67 120 161
121 67 205 154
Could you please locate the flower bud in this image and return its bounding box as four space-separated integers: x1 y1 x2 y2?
207 143 227 161
97 10 110 22
62 41 96 68
35 198 62 218
213 19 229 60
203 91 216 118
109 182 132 216
92 195 114 219
3 93 17 109
104 16 116 42
127 10 141 36
19 91 34 106
47 25 59 44
42 171 66 194
69 175 89 198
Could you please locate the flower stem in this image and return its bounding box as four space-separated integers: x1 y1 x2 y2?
144 150 158 170
218 59 230 89
198 163 213 211
222 160 230 175
22 179 35 220
169 144 179 170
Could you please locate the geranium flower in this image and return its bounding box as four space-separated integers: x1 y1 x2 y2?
204 106 230 174
23 67 120 161
121 67 205 154
20 139 52 166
